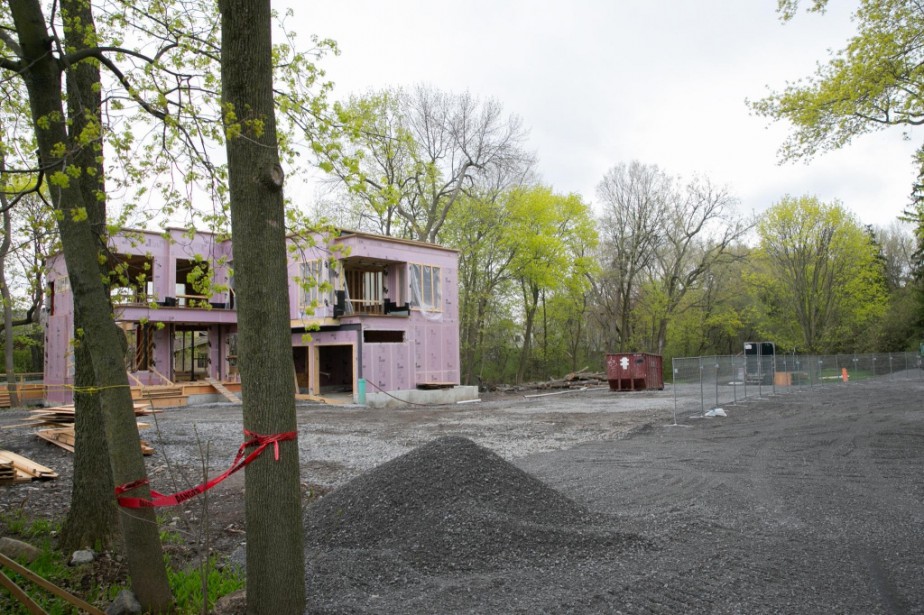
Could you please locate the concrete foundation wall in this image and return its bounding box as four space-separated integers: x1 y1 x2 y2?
364 385 478 409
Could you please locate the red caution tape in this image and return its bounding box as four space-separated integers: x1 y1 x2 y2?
115 430 297 508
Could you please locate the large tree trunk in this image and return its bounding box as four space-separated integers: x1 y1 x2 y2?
57 0 120 554
219 1 306 612
9 2 172 610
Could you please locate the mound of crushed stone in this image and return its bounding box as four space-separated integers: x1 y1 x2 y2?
305 436 642 578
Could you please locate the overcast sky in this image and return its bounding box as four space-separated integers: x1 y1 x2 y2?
281 0 920 227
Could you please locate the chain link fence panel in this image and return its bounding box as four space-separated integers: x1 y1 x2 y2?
671 351 922 420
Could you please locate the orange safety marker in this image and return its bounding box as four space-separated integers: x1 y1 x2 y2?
841 368 849 383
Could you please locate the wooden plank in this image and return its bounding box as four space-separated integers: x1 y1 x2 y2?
0 552 105 615
0 469 35 484
0 451 57 479
0 567 46 615
0 421 45 430
35 428 152 456
206 377 241 403
34 432 75 453
149 366 174 386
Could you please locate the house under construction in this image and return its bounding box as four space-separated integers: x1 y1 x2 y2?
44 228 476 408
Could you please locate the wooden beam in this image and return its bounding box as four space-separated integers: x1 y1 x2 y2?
0 451 57 479
0 552 105 615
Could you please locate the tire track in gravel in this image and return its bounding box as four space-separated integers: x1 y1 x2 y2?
517 379 924 614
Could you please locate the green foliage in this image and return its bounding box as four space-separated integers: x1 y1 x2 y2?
1 509 59 539
0 509 242 615
0 512 78 615
753 0 924 161
751 195 888 352
167 556 244 614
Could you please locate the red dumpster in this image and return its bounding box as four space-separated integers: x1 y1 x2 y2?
605 353 664 391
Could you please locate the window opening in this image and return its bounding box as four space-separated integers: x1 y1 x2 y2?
108 253 154 305
364 330 405 343
175 258 210 307
409 264 443 321
345 268 384 314
174 327 210 381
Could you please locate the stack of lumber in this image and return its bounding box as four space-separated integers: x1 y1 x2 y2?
29 402 156 427
30 402 157 456
0 450 58 484
35 428 155 456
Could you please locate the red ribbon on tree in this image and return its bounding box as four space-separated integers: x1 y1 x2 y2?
115 429 297 508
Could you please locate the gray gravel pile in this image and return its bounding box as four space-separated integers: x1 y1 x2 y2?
305 436 648 612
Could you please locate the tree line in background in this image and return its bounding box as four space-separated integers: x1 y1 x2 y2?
0 0 923 611
315 85 922 384
1 85 922 389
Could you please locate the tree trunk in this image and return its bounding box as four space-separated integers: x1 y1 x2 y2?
9 2 172 610
57 0 120 554
219 1 306 612
518 283 540 383
0 152 20 408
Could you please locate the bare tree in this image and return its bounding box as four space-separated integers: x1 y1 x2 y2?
328 84 534 243
590 162 671 351
873 221 916 291
646 177 750 353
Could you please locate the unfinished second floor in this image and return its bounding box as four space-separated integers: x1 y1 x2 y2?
45 228 459 327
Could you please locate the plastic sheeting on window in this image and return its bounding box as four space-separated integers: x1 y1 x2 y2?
409 264 443 322
342 282 355 316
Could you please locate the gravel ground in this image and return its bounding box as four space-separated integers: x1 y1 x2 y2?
1 378 923 613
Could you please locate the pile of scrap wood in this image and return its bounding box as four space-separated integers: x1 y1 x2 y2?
30 402 157 456
533 369 608 390
488 370 609 394
0 450 58 484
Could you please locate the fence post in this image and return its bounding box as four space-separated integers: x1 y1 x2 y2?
733 356 738 404
672 359 680 424
698 357 705 414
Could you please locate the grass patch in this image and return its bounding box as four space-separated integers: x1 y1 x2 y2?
169 556 245 614
0 510 243 614
1 509 59 539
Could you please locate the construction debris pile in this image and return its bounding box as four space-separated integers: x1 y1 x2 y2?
488 370 608 394
305 436 646 611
